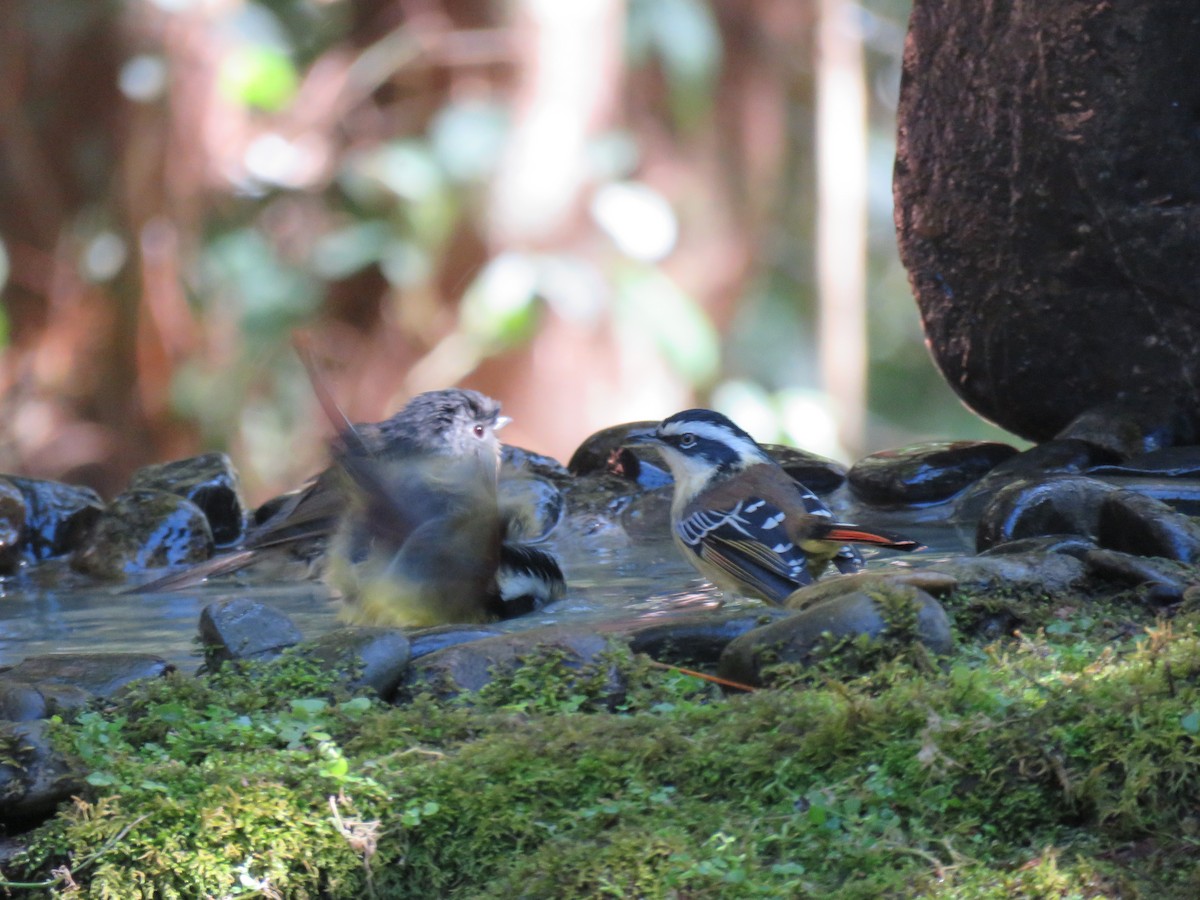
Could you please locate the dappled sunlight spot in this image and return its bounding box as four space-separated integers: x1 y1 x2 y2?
81 232 128 283
590 181 678 262
243 133 328 189
118 54 168 102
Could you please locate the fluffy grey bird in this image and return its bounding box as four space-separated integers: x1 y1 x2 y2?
134 389 564 626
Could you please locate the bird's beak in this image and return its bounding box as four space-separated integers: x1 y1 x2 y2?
623 428 661 448
495 415 513 431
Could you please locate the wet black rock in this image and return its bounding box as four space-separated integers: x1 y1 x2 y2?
0 681 48 722
849 441 1018 507
568 421 671 489
0 478 25 574
762 445 849 496
619 487 672 542
0 719 85 827
556 472 642 548
1082 550 1195 604
400 626 625 703
1086 446 1200 515
1097 490 1200 564
293 627 411 700
131 452 247 547
2 652 171 698
1055 398 1200 461
72 489 214 580
1089 478 1200 520
0 679 91 723
408 625 505 660
975 475 1118 552
6 476 103 561
1088 446 1200 479
782 570 960 611
953 439 1110 523
501 444 572 484
924 552 1088 597
625 608 791 669
717 586 953 687
199 598 304 667
498 475 564 543
976 472 1200 565
977 535 1098 559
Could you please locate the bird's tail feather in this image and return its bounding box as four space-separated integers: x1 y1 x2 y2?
822 524 923 552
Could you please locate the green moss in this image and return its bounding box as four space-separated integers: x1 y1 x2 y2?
5 585 1200 896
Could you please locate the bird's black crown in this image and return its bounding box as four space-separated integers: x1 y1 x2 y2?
660 409 756 444
655 408 768 474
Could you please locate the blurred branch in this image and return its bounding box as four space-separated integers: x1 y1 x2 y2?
0 8 65 247
486 0 624 246
816 0 868 456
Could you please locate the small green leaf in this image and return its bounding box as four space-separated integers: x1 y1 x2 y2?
429 100 509 183
615 266 719 385
320 756 349 779
218 46 298 111
312 222 391 280
289 698 328 717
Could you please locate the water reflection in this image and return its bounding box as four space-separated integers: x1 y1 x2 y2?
0 581 339 669
0 519 972 669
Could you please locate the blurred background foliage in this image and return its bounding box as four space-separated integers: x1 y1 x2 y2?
0 0 1014 504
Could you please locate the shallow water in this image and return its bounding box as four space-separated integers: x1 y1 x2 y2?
0 580 340 670
0 517 972 671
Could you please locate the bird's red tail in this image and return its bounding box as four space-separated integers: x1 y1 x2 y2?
824 525 923 552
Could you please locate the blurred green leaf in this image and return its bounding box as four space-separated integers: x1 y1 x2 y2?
615 265 719 385
218 46 298 111
379 240 431 289
201 229 319 336
311 221 391 279
460 252 542 350
429 100 510 184
339 142 458 250
627 0 722 128
342 142 444 205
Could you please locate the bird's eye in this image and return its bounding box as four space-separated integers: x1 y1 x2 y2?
678 433 697 448
473 424 486 438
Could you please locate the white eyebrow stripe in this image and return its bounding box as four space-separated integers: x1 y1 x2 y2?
659 420 765 460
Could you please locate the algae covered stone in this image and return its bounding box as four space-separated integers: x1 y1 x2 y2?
72 489 214 580
718 584 953 687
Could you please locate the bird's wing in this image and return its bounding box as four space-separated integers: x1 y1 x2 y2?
494 540 566 617
676 498 815 604
246 471 342 547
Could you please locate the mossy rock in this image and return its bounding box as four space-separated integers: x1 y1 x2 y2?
718 585 953 687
